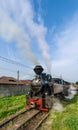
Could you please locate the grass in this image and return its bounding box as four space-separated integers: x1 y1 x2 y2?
51 94 78 130
41 94 78 130
0 94 26 121
0 93 78 130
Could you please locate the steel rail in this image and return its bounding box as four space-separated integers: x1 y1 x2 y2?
16 111 49 130
0 108 39 130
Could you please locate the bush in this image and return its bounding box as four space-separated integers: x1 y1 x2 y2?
76 82 78 85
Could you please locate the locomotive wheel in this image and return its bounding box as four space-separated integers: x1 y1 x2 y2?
45 95 53 109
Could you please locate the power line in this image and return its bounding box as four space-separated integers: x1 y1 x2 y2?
0 66 16 73
0 56 32 69
0 66 34 76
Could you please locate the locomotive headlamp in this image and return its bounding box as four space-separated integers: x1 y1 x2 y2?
45 92 48 95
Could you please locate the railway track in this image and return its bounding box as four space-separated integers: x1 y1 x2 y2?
0 109 49 130
0 108 39 130
17 111 49 130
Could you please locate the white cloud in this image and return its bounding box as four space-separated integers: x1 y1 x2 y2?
52 14 78 82
1 0 78 82
0 0 52 73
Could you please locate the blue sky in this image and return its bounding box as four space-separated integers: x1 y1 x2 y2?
0 0 78 82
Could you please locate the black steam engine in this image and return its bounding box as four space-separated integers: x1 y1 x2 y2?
26 65 69 111
26 65 54 111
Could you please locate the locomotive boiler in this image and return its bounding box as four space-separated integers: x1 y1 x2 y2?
26 65 69 111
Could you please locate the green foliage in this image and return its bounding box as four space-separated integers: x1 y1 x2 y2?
76 82 78 85
51 94 78 130
0 106 24 118
0 95 26 121
62 94 78 106
64 114 78 130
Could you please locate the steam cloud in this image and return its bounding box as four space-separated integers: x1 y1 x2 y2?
53 98 64 112
0 0 52 71
0 1 39 65
65 85 77 99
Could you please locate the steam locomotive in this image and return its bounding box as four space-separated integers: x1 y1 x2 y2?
26 65 69 111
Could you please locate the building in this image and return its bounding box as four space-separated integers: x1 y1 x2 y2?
0 76 30 97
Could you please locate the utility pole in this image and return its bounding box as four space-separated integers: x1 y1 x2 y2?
17 70 19 80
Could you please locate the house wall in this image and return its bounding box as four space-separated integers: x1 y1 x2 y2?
0 84 30 97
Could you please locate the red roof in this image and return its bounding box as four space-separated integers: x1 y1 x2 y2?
21 80 31 84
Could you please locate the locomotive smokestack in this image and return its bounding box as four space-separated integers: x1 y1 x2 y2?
33 65 44 75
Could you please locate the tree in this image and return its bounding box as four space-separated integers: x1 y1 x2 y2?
76 81 78 85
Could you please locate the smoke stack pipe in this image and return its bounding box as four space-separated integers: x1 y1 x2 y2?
33 65 44 75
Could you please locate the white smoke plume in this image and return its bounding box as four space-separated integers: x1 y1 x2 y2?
0 0 52 71
0 3 39 65
65 85 77 99
53 98 64 112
